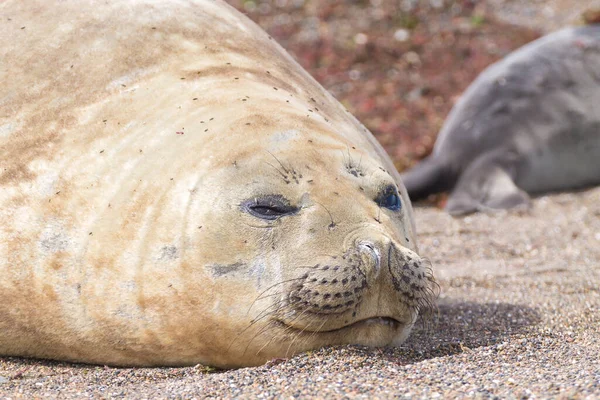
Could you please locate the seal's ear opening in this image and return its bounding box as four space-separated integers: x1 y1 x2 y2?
400 156 456 202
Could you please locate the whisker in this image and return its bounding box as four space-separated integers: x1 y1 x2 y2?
302 317 329 347
250 300 310 356
314 201 336 229
243 319 283 357
226 305 282 354
230 290 297 354
242 302 302 357
246 277 305 314
264 161 289 180
243 300 313 358
250 298 288 326
266 150 290 174
255 332 279 356
282 309 325 358
255 318 296 356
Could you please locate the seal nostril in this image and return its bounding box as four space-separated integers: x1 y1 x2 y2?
357 241 382 279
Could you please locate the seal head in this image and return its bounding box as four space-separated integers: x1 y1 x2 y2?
203 144 436 367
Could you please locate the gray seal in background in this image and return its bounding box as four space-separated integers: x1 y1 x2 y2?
401 25 600 215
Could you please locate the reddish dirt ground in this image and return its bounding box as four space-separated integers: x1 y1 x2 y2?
226 0 540 171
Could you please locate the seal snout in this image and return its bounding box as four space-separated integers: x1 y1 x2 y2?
286 238 424 318
279 237 435 336
356 239 435 313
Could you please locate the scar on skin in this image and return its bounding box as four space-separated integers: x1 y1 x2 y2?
209 262 246 277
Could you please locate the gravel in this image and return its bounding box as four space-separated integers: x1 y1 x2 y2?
2 187 599 399
487 0 600 32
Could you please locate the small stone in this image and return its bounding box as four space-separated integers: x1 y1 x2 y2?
394 29 410 42
354 33 368 45
349 70 361 81
404 51 420 65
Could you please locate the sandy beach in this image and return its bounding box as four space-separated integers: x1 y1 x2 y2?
1 0 599 398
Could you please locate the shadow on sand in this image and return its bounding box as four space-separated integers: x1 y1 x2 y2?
381 299 542 364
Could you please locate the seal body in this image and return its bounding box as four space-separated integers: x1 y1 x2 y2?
0 0 435 367
401 26 600 215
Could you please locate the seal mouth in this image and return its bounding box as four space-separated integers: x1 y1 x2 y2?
320 316 400 333
278 316 403 334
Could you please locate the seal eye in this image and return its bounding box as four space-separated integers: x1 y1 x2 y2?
242 195 299 220
376 186 402 211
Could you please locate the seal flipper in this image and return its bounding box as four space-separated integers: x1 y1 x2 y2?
400 156 456 201
446 153 530 216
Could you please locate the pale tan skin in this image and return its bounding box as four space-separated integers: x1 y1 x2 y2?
0 0 436 368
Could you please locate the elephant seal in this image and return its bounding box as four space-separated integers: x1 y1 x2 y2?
0 0 436 368
401 25 600 215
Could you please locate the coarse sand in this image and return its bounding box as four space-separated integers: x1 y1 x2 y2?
1 186 599 398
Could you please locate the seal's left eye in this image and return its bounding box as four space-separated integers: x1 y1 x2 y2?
242 195 299 220
376 186 402 211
